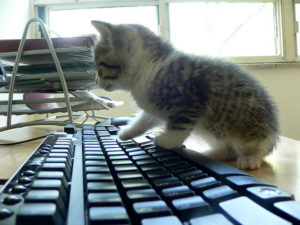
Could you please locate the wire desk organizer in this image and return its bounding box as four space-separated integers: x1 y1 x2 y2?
0 18 120 132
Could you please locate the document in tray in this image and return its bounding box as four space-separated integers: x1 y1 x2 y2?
4 71 99 92
0 35 96 66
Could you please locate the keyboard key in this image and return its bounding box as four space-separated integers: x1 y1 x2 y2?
31 179 68 202
17 203 63 225
133 200 171 217
37 171 64 179
202 185 238 203
146 170 172 179
86 173 113 181
106 125 119 134
220 196 292 225
172 196 211 220
186 154 249 177
104 147 122 152
22 170 36 176
140 165 165 172
85 155 105 160
163 159 187 167
25 190 66 215
111 160 133 166
178 169 206 181
42 163 70 181
102 144 119 148
106 151 125 156
85 160 107 166
162 185 194 200
109 155 129 160
169 165 196 174
153 177 183 189
117 172 143 180
88 192 122 206
247 186 293 203
18 177 32 185
132 155 152 161
157 155 180 163
225 175 273 188
151 151 173 158
127 189 160 202
128 151 147 156
274 200 300 223
87 182 117 192
136 159 159 166
2 195 22 205
114 165 138 172
189 213 233 225
89 206 129 224
122 179 151 190
46 158 71 169
10 185 27 194
141 215 183 225
124 147 141 153
190 177 220 191
133 136 151 145
85 166 110 173
0 208 13 219
84 148 102 152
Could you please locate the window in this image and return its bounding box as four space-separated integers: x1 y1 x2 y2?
49 6 158 37
169 2 278 57
295 2 300 55
33 0 299 64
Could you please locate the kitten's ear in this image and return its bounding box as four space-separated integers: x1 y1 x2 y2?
91 20 113 49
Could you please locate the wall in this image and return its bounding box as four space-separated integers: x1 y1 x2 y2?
94 65 300 141
0 0 33 39
0 0 34 127
245 66 300 140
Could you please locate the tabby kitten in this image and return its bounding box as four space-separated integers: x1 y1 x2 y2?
91 20 279 169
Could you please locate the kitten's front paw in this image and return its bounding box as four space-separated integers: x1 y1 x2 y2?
117 127 135 141
154 134 183 149
236 156 262 170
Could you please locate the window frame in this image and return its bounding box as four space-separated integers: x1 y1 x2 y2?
33 0 298 64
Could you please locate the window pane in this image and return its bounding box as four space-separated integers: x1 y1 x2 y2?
169 2 278 57
295 4 300 55
49 6 158 37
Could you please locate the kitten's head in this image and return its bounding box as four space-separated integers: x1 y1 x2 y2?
91 21 142 91
92 21 173 91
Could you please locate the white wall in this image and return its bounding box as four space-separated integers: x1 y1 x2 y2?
0 0 33 127
95 65 300 141
0 0 33 39
245 66 300 140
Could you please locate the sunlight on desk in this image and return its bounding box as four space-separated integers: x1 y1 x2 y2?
185 134 300 201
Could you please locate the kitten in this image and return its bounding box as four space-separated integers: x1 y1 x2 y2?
91 20 279 169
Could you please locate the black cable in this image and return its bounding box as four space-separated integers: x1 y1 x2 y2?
0 134 49 146
0 179 8 185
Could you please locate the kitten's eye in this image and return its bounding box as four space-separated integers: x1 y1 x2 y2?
99 62 120 70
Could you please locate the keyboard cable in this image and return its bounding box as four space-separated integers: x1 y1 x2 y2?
0 179 8 185
0 134 49 146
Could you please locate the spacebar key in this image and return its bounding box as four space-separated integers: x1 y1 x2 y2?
17 203 64 225
219 197 292 225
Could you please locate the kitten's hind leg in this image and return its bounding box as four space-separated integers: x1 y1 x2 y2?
235 135 277 170
118 111 160 140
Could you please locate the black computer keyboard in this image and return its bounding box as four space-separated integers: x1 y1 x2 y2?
0 124 299 225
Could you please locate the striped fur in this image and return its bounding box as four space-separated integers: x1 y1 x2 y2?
92 21 279 169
